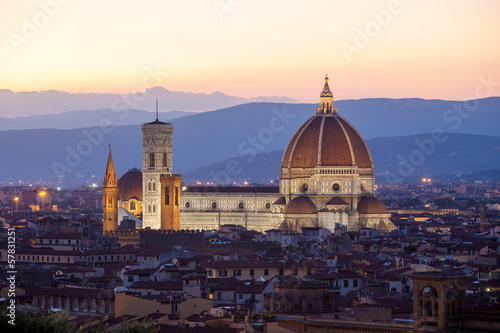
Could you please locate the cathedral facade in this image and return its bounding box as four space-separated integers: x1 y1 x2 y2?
102 77 396 234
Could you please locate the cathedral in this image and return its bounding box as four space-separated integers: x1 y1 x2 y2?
102 77 396 234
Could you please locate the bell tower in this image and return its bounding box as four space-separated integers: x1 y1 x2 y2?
141 101 174 229
103 147 119 234
411 272 468 332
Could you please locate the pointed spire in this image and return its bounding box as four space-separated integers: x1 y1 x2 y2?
103 146 118 186
320 74 333 98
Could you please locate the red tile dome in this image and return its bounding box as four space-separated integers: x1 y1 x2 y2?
118 168 143 199
358 196 388 214
281 76 373 173
283 196 317 214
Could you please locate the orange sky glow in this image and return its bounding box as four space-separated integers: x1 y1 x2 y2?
1 0 499 103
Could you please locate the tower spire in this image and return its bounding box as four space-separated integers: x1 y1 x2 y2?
316 74 336 115
156 99 159 121
104 146 117 186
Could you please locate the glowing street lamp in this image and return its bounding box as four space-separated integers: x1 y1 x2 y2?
14 197 19 212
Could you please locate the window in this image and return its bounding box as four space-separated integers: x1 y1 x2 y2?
353 279 358 288
184 201 191 209
425 301 433 317
211 201 217 210
279 268 284 275
239 294 243 299
208 270 213 277
175 187 179 206
148 182 152 192
130 200 136 211
152 204 156 213
265 202 271 210
148 204 152 213
128 276 134 282
332 183 341 192
250 269 254 276
163 153 167 167
234 270 241 276
220 270 227 277
108 213 112 220
264 269 269 276
238 202 244 210
165 187 170 205
344 280 349 288
152 182 156 192
217 292 222 300
108 197 112 207
149 153 155 167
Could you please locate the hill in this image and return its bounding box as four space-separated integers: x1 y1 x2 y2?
182 133 500 183
0 98 499 183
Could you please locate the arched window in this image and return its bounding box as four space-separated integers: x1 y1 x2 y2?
152 182 156 192
148 204 152 213
130 200 136 211
165 187 170 205
148 182 152 192
152 204 156 213
149 153 155 167
175 187 179 206
421 286 438 297
108 197 112 207
163 153 167 167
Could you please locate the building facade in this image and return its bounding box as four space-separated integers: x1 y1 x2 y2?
104 77 395 233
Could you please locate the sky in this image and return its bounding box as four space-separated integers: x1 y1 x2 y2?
1 0 500 103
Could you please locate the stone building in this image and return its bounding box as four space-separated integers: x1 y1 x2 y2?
103 77 395 234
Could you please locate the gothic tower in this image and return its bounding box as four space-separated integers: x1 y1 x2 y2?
141 103 174 229
103 147 119 234
160 174 182 230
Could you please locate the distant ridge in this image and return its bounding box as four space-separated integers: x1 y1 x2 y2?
182 133 500 183
0 97 498 183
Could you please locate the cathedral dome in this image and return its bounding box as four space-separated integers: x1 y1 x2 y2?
283 196 317 214
281 76 373 172
118 168 143 199
358 196 388 214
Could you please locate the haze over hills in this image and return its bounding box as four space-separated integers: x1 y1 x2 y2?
0 86 296 118
0 109 192 130
0 97 498 183
182 133 500 183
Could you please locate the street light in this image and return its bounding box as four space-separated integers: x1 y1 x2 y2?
14 197 19 212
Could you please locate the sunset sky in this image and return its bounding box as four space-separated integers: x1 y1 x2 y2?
1 0 499 103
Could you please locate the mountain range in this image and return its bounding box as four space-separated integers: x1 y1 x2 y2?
182 133 500 183
0 97 498 183
0 86 295 118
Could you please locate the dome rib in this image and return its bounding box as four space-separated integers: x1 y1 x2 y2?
334 115 356 166
281 115 316 168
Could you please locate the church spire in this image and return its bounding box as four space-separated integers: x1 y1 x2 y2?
320 75 333 98
316 74 336 115
103 146 117 186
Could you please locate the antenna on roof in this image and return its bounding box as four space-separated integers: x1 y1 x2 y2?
155 99 159 121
